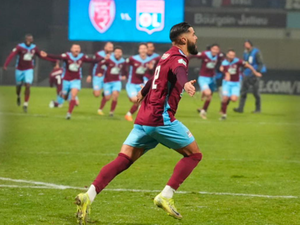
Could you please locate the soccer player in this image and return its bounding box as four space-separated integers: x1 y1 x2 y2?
41 44 100 119
97 47 126 116
48 61 80 108
49 60 64 108
190 44 224 119
86 42 114 113
3 34 52 112
234 40 266 113
75 22 202 224
124 43 152 122
143 42 160 83
220 49 262 120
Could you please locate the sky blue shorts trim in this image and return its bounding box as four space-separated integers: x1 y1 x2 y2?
15 69 34 85
103 81 122 96
126 83 142 99
93 76 104 91
198 76 215 91
62 79 81 95
222 80 240 97
123 120 195 152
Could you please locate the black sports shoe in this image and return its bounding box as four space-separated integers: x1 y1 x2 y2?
233 108 243 113
23 105 28 113
17 97 21 106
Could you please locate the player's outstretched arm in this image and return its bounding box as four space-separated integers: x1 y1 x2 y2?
245 63 262 77
3 47 19 70
36 49 56 62
42 52 64 61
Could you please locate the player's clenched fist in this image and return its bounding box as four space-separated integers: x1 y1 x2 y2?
184 80 196 97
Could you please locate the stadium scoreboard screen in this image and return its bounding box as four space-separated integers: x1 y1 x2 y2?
69 0 184 43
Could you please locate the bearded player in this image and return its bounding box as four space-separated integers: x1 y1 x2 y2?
190 44 224 119
75 22 202 224
41 44 100 119
3 34 52 112
97 47 126 116
219 49 261 120
124 43 152 122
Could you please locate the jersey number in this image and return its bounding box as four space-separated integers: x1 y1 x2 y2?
152 65 161 89
55 76 62 85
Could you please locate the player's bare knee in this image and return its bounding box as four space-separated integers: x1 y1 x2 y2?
231 96 238 102
93 91 100 97
120 145 144 162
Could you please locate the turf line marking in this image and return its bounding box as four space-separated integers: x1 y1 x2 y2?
0 177 297 199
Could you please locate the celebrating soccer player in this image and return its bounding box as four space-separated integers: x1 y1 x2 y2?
75 22 203 224
124 43 152 122
86 42 114 114
41 44 101 119
3 34 52 112
48 60 64 108
219 49 262 120
143 42 160 83
190 44 224 119
96 47 126 116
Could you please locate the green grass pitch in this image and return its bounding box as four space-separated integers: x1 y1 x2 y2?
0 86 299 225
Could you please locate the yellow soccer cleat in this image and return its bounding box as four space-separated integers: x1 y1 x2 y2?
124 114 133 122
154 193 182 220
75 193 91 225
97 109 104 116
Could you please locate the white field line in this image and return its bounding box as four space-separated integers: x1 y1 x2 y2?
0 112 299 126
0 177 298 199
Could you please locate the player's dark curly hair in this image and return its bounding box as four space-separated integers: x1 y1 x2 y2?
169 22 192 42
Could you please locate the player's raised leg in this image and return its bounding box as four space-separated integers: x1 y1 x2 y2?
110 90 119 116
16 84 22 106
125 84 141 121
22 69 34 113
198 76 216 119
75 144 146 224
67 87 79 119
149 122 202 219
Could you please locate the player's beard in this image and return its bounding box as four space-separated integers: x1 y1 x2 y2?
187 40 198 55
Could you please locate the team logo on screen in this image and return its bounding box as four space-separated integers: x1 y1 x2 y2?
89 0 116 33
136 0 165 34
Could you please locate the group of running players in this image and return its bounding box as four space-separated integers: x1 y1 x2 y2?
3 33 261 121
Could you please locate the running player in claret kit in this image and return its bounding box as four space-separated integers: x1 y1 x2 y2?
48 61 79 108
190 44 224 119
219 49 261 120
75 22 202 224
96 47 126 116
86 42 114 114
48 60 64 108
41 44 101 119
3 34 53 112
143 42 160 83
124 43 152 122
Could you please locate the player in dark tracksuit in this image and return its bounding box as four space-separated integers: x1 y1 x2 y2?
234 40 266 113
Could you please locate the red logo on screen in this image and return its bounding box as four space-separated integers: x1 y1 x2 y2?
89 0 116 33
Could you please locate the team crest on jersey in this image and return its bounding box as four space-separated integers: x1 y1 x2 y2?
136 0 165 35
161 53 169 60
89 0 116 33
